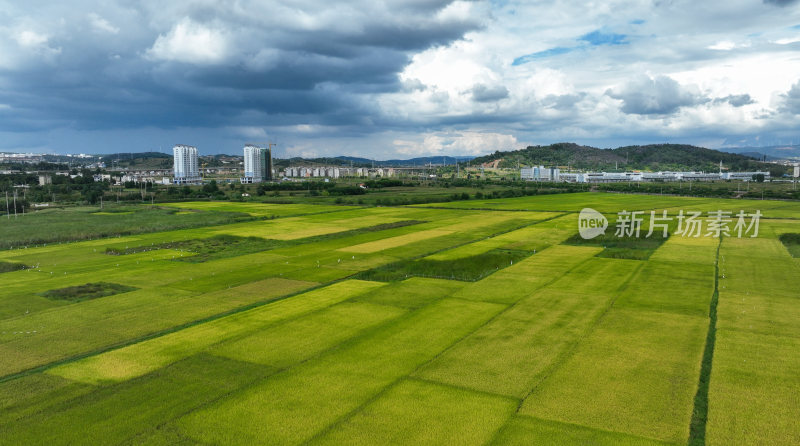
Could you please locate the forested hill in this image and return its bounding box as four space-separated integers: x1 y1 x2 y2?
470 143 782 173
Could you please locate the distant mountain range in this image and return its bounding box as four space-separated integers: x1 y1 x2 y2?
718 145 800 161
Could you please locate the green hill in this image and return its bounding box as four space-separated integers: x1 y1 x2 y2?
470 143 785 174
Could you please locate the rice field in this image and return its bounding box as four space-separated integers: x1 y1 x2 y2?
1 194 798 445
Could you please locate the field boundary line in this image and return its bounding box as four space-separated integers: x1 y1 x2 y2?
687 236 722 446
491 414 674 446
408 375 520 401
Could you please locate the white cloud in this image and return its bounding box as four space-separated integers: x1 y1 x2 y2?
88 13 119 34
228 126 268 139
774 36 800 44
708 40 736 50
14 30 49 47
393 131 518 156
146 18 229 65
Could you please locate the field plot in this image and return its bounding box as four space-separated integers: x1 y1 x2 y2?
414 192 711 213
707 235 800 445
519 308 707 444
173 298 505 445
416 258 641 397
309 378 517 445
339 228 454 253
160 201 348 217
0 194 799 445
49 280 384 384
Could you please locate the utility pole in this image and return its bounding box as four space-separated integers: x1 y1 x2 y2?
5 191 9 219
13 190 17 218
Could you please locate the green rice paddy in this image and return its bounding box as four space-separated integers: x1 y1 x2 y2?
1 193 798 445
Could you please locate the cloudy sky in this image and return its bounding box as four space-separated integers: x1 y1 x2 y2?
2 0 800 158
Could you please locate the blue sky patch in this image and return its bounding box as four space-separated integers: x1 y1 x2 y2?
579 30 628 46
512 47 574 65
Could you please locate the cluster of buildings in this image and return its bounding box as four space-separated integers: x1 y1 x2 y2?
282 166 394 179
171 143 394 184
521 165 773 183
172 143 275 184
521 166 562 182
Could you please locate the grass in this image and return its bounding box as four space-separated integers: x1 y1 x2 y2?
355 248 534 282
561 219 670 261
706 329 800 445
39 282 138 302
338 228 454 253
615 260 716 317
105 234 282 262
104 220 427 262
0 193 799 444
450 244 603 305
0 261 29 273
778 232 800 257
173 298 505 445
212 301 406 368
0 205 256 250
353 277 467 309
491 415 671 445
705 234 800 445
3 354 273 445
519 308 708 444
0 278 316 378
48 280 383 384
308 378 518 445
416 258 640 398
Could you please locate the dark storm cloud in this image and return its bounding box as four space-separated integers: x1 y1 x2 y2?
713 94 755 107
605 75 708 115
780 80 800 114
470 83 509 102
542 93 587 110
764 0 800 6
0 0 486 134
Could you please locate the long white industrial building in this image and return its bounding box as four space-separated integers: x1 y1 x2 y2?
521 167 771 183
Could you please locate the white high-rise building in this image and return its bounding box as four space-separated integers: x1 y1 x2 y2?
241 144 271 183
173 145 200 184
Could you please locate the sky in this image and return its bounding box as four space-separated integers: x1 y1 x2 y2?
1 0 800 158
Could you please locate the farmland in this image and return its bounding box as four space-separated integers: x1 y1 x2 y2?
1 192 798 445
